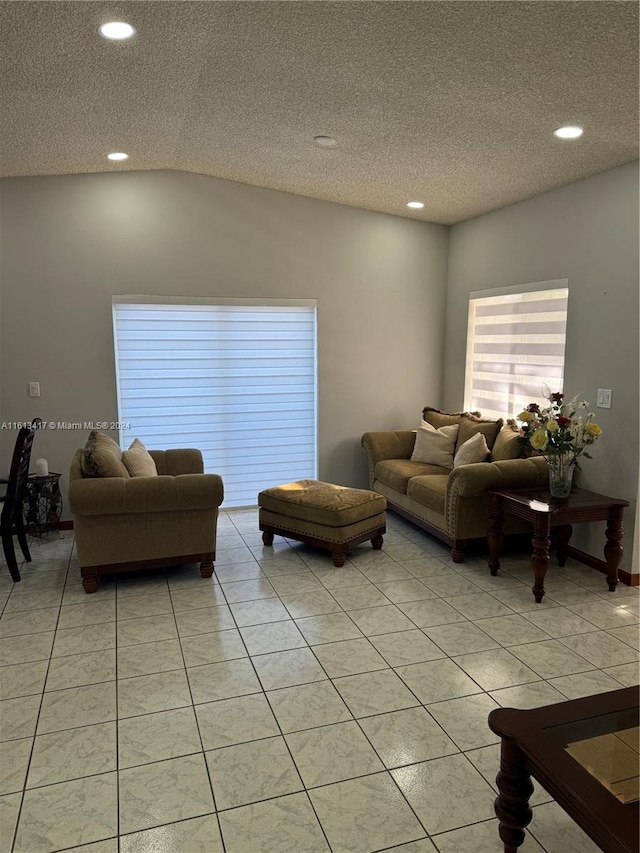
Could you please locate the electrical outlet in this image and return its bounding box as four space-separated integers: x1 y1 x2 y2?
28 381 40 397
596 388 612 409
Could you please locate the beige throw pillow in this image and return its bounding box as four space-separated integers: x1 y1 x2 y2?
80 431 130 478
453 431 490 467
411 421 459 468
122 438 158 478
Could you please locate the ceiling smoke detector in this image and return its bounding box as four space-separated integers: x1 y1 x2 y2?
314 135 337 147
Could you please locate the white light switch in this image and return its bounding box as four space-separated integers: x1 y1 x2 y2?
28 381 40 397
596 388 612 409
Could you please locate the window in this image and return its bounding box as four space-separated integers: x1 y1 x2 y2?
464 280 568 421
112 297 317 507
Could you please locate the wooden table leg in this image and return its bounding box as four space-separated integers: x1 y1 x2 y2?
556 524 572 567
494 736 534 852
604 505 624 592
488 493 504 576
532 515 551 603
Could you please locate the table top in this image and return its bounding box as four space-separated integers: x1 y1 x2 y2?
490 686 640 853
489 485 630 515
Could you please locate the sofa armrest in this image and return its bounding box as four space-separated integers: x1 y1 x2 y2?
69 473 224 517
361 431 416 489
149 448 204 476
447 456 549 499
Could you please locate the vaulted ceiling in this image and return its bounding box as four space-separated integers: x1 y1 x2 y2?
1 1 638 223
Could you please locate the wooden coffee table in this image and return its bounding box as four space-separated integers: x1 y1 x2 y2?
487 486 629 602
488 686 640 853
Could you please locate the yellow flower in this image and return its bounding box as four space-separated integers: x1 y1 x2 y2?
530 429 549 451
546 419 559 433
586 422 603 437
518 411 534 422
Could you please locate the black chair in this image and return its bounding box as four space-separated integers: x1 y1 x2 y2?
0 419 41 582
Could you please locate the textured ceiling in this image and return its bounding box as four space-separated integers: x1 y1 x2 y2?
1 1 638 224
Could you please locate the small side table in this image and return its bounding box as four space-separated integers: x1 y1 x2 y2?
489 686 640 853
488 486 630 602
23 473 63 536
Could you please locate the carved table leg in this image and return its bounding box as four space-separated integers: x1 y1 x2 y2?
488 493 504 576
531 515 551 603
494 736 534 852
199 554 214 578
261 528 274 546
604 505 624 592
556 524 572 567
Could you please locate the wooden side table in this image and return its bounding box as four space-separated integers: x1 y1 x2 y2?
488 686 640 853
487 486 630 602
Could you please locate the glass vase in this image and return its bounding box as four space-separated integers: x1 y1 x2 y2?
547 454 574 499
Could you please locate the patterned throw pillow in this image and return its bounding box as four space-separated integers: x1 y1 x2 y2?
80 431 130 478
422 406 481 430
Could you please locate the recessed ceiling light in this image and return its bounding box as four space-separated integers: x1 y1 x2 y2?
314 135 336 147
406 201 425 209
553 125 583 139
107 152 129 161
99 21 136 40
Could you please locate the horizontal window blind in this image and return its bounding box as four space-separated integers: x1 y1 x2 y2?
113 300 317 508
464 284 568 421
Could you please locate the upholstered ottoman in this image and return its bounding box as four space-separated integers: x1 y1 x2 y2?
258 479 386 567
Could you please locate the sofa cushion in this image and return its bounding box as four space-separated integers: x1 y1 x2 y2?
491 420 525 461
375 459 447 494
258 479 386 527
411 422 459 468
122 438 158 478
80 431 130 479
457 414 503 452
453 431 490 467
407 474 447 514
422 406 480 429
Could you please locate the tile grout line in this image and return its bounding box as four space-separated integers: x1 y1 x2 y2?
169 563 228 853
0 515 637 851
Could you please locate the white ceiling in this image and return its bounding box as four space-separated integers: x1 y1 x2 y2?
1 1 638 224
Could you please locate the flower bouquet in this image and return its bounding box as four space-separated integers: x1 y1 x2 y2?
517 392 603 498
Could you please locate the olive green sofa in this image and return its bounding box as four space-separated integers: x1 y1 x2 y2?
69 447 224 592
362 408 548 562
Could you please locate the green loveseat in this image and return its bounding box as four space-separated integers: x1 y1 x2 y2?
69 446 224 592
362 407 548 562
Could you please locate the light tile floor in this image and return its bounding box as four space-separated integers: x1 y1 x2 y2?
1 510 639 853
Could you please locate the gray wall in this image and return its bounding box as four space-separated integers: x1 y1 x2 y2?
0 170 449 508
444 161 639 573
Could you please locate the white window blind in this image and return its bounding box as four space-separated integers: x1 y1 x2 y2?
112 298 317 508
463 281 568 421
